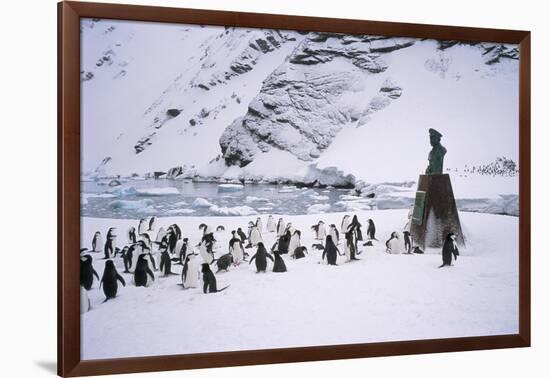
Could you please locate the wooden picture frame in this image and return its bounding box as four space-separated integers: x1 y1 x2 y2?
58 1 531 376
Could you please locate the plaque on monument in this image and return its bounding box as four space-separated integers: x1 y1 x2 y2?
412 191 426 225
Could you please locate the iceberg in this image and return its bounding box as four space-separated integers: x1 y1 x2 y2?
192 198 214 208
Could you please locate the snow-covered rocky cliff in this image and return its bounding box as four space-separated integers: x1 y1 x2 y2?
81 19 519 191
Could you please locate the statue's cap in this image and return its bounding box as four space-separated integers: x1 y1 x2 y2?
428 128 443 138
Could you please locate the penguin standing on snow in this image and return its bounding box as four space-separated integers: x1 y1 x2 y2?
174 238 188 265
201 263 229 293
100 260 126 301
276 218 286 237
403 231 412 254
322 235 341 266
237 228 247 244
272 251 287 272
341 215 351 234
348 215 363 241
266 215 276 232
159 246 178 276
181 252 200 288
80 254 100 290
328 224 339 245
155 227 166 244
274 230 291 255
289 230 301 258
91 231 102 252
386 232 402 254
199 241 214 264
249 242 274 273
344 230 359 262
127 227 137 244
121 245 133 273
311 221 326 241
148 216 156 231
127 240 150 273
439 233 459 268
138 218 147 235
134 254 155 287
248 222 263 248
229 234 245 265
255 217 263 233
103 228 117 259
366 219 377 240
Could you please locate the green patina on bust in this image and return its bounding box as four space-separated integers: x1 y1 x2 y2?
425 128 446 174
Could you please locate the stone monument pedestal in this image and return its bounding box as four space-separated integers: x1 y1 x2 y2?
410 174 464 249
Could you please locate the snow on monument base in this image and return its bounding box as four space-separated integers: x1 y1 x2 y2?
410 174 464 249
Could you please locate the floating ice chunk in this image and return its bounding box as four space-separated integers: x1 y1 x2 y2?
306 204 331 214
339 194 361 201
245 196 270 203
192 198 214 208
165 208 196 215
109 186 138 197
217 183 244 192
299 189 318 197
278 186 298 193
173 201 188 206
136 187 180 196
109 199 154 210
313 195 329 201
208 205 258 216
82 192 117 200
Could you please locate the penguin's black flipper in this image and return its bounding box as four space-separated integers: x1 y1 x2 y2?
117 274 126 287
146 268 155 282
266 253 274 262
93 269 100 281
147 253 157 271
249 254 257 264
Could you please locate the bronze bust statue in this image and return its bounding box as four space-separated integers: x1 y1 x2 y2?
425 128 446 174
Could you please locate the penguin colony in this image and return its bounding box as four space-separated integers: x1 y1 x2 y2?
80 214 458 311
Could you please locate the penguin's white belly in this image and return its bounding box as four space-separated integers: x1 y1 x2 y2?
184 259 200 288
80 286 90 314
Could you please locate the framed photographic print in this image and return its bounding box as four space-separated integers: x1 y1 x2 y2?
58 1 531 376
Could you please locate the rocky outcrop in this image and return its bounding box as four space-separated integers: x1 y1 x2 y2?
191 28 298 91
220 33 416 166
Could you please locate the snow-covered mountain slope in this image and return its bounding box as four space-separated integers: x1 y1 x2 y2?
81 19 304 175
82 19 519 188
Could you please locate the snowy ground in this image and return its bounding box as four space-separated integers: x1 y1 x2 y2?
81 210 518 360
